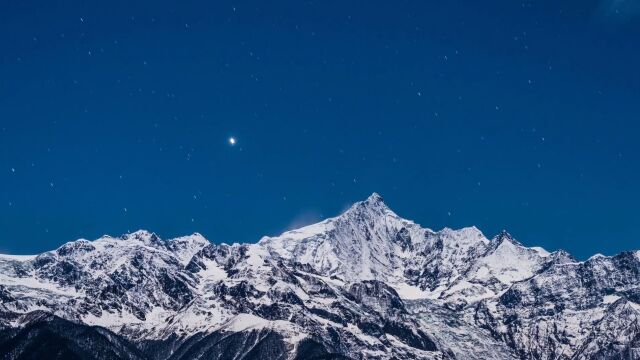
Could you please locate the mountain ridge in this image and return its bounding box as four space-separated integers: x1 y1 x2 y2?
0 193 639 359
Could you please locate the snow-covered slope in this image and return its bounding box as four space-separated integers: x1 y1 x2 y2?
0 193 639 359
259 193 424 285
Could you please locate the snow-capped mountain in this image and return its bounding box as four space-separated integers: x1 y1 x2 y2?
1 193 639 359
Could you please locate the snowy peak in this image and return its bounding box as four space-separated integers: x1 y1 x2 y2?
91 230 210 260
259 193 420 283
119 230 165 247
359 191 385 207
368 191 384 202
489 230 523 248
166 233 210 264
356 192 389 211
470 231 549 284
437 226 488 246
258 193 400 250
342 192 399 222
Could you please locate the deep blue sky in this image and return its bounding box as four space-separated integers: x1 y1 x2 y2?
1 0 639 258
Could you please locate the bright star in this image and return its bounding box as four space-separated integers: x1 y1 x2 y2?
229 137 236 145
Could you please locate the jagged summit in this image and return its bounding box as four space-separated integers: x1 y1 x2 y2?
361 191 386 208
495 229 513 239
341 192 403 224
333 192 397 222
489 229 523 247
124 229 155 238
1 193 639 360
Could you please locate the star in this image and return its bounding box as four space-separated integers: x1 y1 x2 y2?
229 137 237 145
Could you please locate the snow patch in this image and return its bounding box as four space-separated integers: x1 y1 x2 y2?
244 244 269 268
198 261 228 282
222 313 272 332
392 282 430 300
0 254 37 261
603 295 620 304
531 247 550 257
219 314 308 344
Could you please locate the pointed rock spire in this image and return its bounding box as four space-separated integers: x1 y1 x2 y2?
493 230 516 243
349 192 392 215
487 230 524 251
366 192 384 203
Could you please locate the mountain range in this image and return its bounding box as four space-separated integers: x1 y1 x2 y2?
1 193 639 359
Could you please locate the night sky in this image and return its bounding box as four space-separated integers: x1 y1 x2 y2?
1 1 639 258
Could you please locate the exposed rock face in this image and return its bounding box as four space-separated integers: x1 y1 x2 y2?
0 193 638 359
